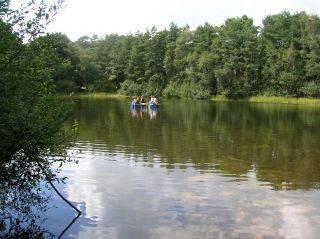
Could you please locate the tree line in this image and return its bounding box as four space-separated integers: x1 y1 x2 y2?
31 11 320 99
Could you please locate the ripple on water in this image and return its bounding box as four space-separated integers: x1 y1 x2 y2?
46 99 320 238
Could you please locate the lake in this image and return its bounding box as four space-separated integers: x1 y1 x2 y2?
45 98 320 239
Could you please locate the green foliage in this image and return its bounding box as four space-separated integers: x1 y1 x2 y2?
212 16 262 99
119 80 145 96
0 4 78 234
145 74 165 96
0 0 74 185
163 80 211 99
261 11 320 97
19 11 320 100
301 81 320 97
33 33 81 93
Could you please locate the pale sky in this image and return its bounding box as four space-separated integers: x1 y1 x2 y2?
43 0 320 41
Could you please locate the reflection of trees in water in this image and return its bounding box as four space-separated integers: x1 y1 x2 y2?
72 99 320 190
0 154 81 238
0 158 53 238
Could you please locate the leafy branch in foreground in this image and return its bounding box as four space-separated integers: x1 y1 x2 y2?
1 1 81 236
0 0 73 177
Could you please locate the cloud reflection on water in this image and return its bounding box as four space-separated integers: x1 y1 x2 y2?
52 143 320 239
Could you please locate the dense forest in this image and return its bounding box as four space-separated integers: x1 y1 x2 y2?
35 11 320 99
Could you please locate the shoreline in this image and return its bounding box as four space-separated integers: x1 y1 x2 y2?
58 93 320 106
211 96 320 106
57 93 129 100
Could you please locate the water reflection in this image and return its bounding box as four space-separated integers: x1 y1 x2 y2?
71 98 320 190
50 98 320 238
130 108 158 120
58 148 320 239
0 157 86 238
0 159 53 238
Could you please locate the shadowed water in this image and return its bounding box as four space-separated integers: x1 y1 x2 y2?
45 98 320 238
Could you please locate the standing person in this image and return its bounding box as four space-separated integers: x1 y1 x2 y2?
153 96 158 105
149 96 155 103
131 96 138 106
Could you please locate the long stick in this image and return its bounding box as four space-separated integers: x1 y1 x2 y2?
38 163 81 214
38 163 82 238
47 179 81 214
58 211 81 239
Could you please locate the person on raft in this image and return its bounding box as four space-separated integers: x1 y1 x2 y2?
140 96 145 104
131 96 137 104
149 96 158 104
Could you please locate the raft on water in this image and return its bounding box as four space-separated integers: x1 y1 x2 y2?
130 102 158 110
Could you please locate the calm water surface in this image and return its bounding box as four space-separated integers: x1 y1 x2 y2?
45 98 320 239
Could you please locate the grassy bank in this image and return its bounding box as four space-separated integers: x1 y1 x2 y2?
58 93 320 106
212 95 320 105
57 93 128 100
76 93 128 99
